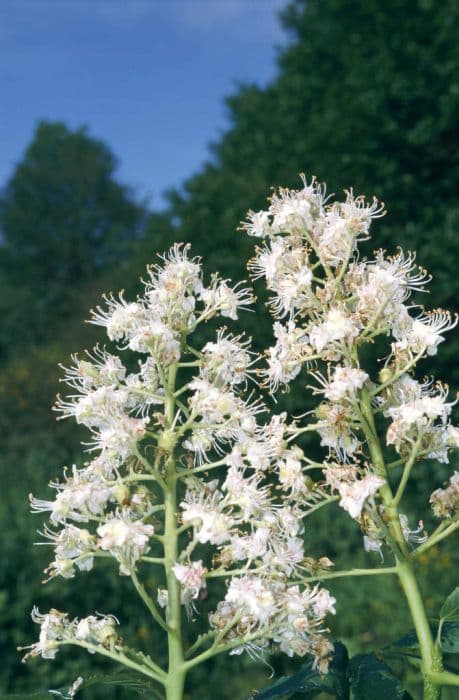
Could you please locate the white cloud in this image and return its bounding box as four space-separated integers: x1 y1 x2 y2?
170 0 288 41
0 0 288 45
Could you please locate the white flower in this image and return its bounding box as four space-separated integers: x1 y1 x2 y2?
89 293 146 342
309 588 336 618
339 191 385 231
309 308 360 355
201 331 256 387
180 486 233 545
363 534 384 557
317 404 361 459
42 524 95 580
200 280 254 320
230 527 270 561
249 239 314 316
265 536 304 575
318 209 354 267
25 608 69 660
97 512 154 574
153 244 203 295
248 238 288 283
128 320 181 360
337 474 385 519
223 465 272 518
263 321 312 391
60 346 126 391
90 415 149 459
399 514 426 544
55 386 130 428
430 471 459 518
226 576 276 624
400 311 458 356
172 560 207 601
322 366 368 402
268 176 324 234
74 614 118 648
30 468 113 525
240 209 272 238
277 446 308 495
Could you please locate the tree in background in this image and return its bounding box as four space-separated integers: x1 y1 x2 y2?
0 121 146 357
167 0 459 382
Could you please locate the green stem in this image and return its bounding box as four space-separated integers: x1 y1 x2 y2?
67 640 166 684
305 495 339 516
429 671 459 688
297 566 397 583
176 457 227 478
413 517 459 557
396 560 442 699
130 569 169 632
358 386 442 699
393 432 424 507
369 347 426 398
163 362 186 700
184 630 216 659
183 631 265 671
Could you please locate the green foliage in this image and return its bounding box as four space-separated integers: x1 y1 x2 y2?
440 623 459 654
2 669 164 700
440 588 459 623
348 654 412 700
0 121 146 358
251 642 348 699
251 639 426 700
388 621 459 655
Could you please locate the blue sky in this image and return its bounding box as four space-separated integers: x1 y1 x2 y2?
0 0 289 208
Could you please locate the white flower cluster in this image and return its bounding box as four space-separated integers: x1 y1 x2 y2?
176 343 336 666
91 244 253 351
20 608 118 661
383 376 458 461
430 472 459 518
27 243 335 675
327 469 385 520
26 184 458 684
209 580 335 671
242 176 459 540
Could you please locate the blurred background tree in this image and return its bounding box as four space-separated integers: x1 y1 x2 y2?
0 120 147 359
2 1 459 697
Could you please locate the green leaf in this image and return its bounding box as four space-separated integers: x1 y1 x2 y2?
348 653 412 700
387 621 459 654
2 694 55 699
388 631 419 650
2 672 164 700
441 587 459 622
441 621 459 653
249 641 349 699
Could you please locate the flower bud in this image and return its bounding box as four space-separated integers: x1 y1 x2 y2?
112 484 130 504
315 403 330 419
378 367 393 384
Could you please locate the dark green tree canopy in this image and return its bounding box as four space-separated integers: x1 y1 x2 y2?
166 0 459 380
0 121 146 353
169 0 459 285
